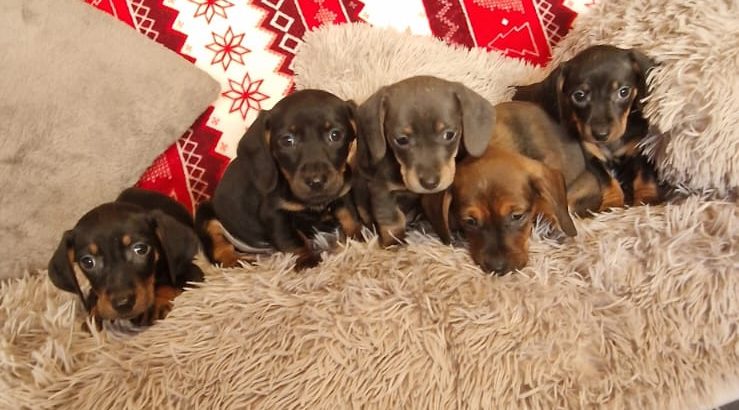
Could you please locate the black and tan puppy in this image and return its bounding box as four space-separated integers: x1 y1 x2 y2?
422 101 602 274
514 44 663 207
196 90 361 270
48 188 204 326
356 75 495 247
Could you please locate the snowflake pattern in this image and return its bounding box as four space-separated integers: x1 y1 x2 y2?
315 7 338 24
311 0 339 25
188 0 233 23
222 73 269 120
205 27 250 70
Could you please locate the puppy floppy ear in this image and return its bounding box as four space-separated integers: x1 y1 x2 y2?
150 210 203 286
345 98 358 125
48 230 88 310
420 189 454 244
344 100 360 166
516 65 568 123
357 89 388 165
552 64 572 124
628 49 657 108
453 83 495 157
236 109 277 194
529 161 577 237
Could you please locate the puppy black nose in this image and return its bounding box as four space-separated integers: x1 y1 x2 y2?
111 293 135 313
592 126 610 141
481 258 509 275
305 175 327 191
419 175 440 190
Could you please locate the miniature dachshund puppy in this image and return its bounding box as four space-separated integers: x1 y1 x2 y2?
514 44 664 208
422 101 603 274
355 75 495 247
48 188 204 326
195 90 361 270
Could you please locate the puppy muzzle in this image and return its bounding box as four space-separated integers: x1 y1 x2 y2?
400 162 455 194
291 162 345 203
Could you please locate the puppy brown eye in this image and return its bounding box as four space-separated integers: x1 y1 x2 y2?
79 255 95 271
571 90 587 105
463 217 479 229
327 128 344 143
132 242 150 256
510 212 526 222
617 86 631 99
394 135 410 147
441 130 457 142
278 134 296 148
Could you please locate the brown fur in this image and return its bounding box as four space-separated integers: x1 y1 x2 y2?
632 169 661 205
93 273 155 321
600 177 626 210
453 149 572 273
422 101 597 274
205 220 239 268
336 207 361 240
136 285 182 326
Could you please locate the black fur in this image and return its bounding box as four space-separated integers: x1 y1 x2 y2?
48 188 203 325
195 90 360 270
514 44 665 206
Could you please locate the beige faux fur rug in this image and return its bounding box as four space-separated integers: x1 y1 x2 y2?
1 197 737 409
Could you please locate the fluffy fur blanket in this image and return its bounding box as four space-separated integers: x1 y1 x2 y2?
1 1 738 408
1 198 737 408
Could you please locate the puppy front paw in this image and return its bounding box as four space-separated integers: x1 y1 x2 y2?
599 177 625 210
294 248 321 271
378 226 406 247
214 244 240 268
338 225 363 243
378 217 407 247
130 286 180 326
152 299 173 322
632 174 662 206
153 285 180 320
335 207 363 242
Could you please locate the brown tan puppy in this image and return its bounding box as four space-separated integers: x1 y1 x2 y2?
49 188 204 327
355 76 496 247
514 45 663 207
423 101 602 274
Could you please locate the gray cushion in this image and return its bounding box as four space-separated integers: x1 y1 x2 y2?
0 0 220 279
